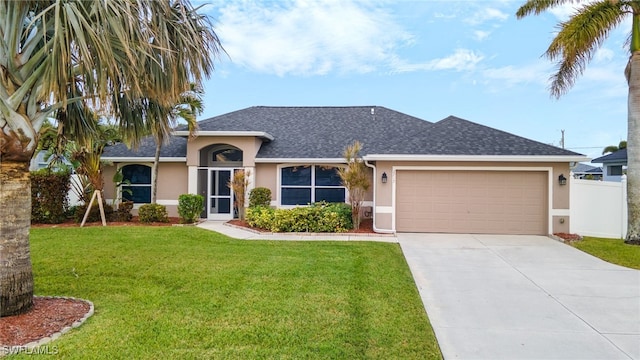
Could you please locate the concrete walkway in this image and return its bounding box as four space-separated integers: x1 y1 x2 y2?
196 220 398 242
399 233 640 360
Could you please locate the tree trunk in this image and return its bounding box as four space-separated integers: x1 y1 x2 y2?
152 142 161 204
627 51 640 243
0 160 34 316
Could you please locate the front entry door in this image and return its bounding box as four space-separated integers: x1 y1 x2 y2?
208 169 233 220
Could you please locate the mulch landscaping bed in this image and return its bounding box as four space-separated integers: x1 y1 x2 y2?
0 297 91 347
31 216 182 228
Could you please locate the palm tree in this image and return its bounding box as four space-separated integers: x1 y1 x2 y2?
516 1 640 244
149 86 203 204
602 140 628 155
0 0 221 317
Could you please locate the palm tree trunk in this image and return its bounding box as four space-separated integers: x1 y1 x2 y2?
0 160 34 316
627 51 640 243
152 142 161 204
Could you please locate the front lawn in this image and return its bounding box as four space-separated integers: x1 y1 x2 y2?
20 227 440 359
571 237 640 270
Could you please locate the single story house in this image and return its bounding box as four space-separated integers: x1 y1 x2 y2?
571 163 603 180
102 106 586 235
591 148 627 182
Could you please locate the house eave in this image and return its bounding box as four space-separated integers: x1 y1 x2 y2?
174 130 274 141
255 158 345 164
362 154 589 163
102 157 186 163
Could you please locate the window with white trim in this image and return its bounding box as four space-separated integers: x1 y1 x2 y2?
281 165 345 205
121 164 152 204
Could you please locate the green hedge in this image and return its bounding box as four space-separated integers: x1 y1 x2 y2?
248 187 272 208
31 170 71 224
246 202 352 232
178 194 204 224
139 204 169 223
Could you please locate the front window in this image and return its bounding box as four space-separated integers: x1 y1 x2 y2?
281 166 345 205
121 164 152 204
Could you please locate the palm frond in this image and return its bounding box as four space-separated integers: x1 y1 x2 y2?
516 0 573 18
544 1 626 97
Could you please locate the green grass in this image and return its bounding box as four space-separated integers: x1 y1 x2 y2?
572 237 640 270
17 227 441 359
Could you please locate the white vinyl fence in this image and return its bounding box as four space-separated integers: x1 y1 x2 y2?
570 175 627 239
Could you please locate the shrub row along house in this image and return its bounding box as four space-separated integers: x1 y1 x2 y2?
102 106 586 235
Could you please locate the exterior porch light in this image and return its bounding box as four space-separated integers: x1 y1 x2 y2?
558 174 567 186
381 172 388 184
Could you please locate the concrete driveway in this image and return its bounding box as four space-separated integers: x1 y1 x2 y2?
398 234 640 360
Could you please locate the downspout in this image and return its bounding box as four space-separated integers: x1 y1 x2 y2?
364 160 395 234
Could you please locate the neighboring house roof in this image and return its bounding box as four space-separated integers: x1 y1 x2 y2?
103 106 583 160
591 148 627 164
572 163 603 174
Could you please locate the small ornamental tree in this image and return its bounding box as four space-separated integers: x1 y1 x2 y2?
338 141 370 230
228 169 250 220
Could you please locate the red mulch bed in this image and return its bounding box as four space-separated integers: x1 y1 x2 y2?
554 232 582 242
227 218 375 234
0 297 91 347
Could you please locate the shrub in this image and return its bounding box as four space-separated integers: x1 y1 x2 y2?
249 187 272 208
138 204 169 223
31 169 71 224
246 202 352 233
246 206 275 229
74 202 114 223
178 194 204 224
114 201 134 222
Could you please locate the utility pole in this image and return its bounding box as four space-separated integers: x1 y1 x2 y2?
560 129 565 149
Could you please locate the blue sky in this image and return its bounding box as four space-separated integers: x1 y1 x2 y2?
195 0 629 160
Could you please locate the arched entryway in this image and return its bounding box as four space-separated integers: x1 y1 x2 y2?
197 144 244 220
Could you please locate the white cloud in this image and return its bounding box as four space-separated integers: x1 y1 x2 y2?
392 49 484 73
594 48 615 63
465 8 508 26
481 61 552 88
474 30 491 41
213 0 414 76
548 1 597 21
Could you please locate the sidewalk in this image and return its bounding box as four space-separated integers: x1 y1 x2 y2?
197 221 398 242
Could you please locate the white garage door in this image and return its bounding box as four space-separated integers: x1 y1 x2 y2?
396 170 548 234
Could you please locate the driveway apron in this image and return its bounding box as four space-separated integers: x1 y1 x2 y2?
398 234 640 360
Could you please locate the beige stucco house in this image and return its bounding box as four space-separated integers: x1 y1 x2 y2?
102 106 587 235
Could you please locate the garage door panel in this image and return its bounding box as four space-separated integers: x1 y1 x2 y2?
396 170 547 235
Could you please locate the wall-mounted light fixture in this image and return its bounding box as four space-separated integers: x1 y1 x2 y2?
558 174 567 186
381 172 388 184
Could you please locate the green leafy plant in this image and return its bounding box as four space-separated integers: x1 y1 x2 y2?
114 201 134 222
249 187 272 208
31 169 71 224
138 204 169 223
246 202 352 233
178 194 204 224
74 203 114 223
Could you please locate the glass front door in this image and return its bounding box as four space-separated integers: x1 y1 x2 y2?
208 169 233 220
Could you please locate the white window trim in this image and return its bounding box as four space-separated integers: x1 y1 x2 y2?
117 163 154 205
277 164 348 208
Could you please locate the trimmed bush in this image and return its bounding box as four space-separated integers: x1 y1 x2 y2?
249 187 272 208
246 202 352 233
74 202 114 223
114 201 134 222
31 169 71 224
138 204 169 223
178 194 204 224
